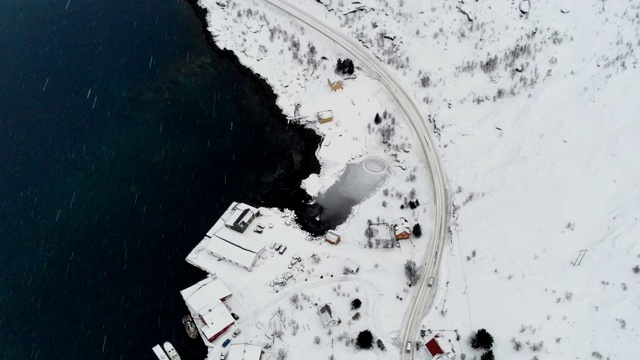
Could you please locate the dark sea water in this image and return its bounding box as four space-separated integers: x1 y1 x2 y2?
0 0 320 359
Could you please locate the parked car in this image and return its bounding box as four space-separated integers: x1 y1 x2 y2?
231 312 240 320
270 242 276 249
279 245 287 255
222 339 231 348
256 223 265 230
219 351 227 360
427 277 435 287
232 328 241 337
274 243 282 251
253 227 263 234
292 255 302 262
377 339 386 351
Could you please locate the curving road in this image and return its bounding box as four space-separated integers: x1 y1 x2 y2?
262 0 450 358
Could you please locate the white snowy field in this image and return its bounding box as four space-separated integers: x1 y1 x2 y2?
195 0 640 359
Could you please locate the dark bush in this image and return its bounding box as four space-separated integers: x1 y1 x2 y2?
408 199 420 209
356 330 373 349
481 350 494 360
374 113 382 125
351 298 362 310
413 224 422 238
336 58 355 75
633 265 640 274
471 329 494 350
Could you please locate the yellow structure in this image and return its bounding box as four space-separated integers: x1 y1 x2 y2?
327 79 344 92
317 110 334 124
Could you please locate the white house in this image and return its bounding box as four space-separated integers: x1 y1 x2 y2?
205 227 266 271
222 202 260 233
180 277 232 303
344 258 360 274
180 277 235 343
318 303 340 328
227 343 263 360
325 230 341 245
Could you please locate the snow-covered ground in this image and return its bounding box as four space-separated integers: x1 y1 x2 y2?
192 0 640 359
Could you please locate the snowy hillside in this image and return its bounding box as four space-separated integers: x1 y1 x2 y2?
195 0 640 359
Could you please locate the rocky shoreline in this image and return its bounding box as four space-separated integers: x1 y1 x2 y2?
184 0 332 236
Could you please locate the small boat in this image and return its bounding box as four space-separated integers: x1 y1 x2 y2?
163 342 181 360
152 344 170 360
182 315 198 339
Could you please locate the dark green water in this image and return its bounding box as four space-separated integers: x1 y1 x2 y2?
0 0 320 359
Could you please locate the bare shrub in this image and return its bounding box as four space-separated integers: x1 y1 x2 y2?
511 337 523 351
290 293 299 305
314 335 321 345
481 55 498 73
529 341 544 352
276 348 288 360
404 260 420 286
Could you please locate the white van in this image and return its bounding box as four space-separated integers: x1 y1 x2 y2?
405 341 412 353
427 277 435 287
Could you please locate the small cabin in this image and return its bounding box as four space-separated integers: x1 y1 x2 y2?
394 225 411 240
325 230 341 245
344 258 359 274
317 110 334 124
318 303 340 328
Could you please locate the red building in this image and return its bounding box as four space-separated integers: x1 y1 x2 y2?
425 333 455 359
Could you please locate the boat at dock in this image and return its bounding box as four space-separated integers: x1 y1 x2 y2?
182 314 198 339
163 342 181 360
152 344 170 360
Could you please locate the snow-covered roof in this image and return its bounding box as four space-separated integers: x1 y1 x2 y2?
326 230 340 241
180 277 232 307
222 202 259 228
394 225 411 236
319 303 337 326
203 227 266 270
344 258 359 272
214 227 264 254
317 109 333 119
227 343 262 360
206 235 261 270
199 301 234 341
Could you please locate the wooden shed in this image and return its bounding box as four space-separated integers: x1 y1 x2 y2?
325 230 341 245
317 110 334 124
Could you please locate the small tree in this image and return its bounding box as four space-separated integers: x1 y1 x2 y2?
351 298 362 310
356 330 374 349
471 329 494 350
413 223 422 238
314 335 321 345
404 260 419 286
481 350 494 360
633 265 640 274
